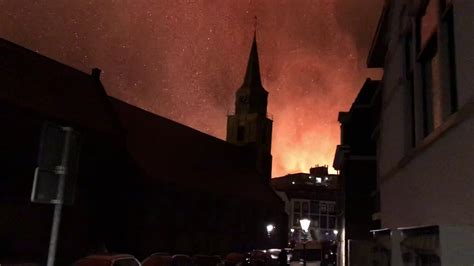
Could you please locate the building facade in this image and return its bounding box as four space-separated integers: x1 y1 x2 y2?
333 78 381 266
367 0 474 265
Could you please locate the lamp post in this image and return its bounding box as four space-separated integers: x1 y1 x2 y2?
299 218 310 266
266 224 275 237
266 224 275 249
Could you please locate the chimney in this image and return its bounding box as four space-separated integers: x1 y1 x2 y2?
91 68 101 80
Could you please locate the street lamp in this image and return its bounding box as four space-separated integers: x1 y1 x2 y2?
266 224 275 236
266 224 275 250
299 218 311 266
300 219 310 233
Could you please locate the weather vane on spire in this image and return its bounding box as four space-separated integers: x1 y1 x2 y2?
254 15 258 35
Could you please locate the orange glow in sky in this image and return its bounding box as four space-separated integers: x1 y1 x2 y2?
0 0 383 178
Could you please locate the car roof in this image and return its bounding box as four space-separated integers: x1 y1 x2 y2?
84 254 136 260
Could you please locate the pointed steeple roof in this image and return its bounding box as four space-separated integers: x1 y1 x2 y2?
242 32 263 87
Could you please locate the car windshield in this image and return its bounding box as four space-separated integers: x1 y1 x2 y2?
291 250 322 261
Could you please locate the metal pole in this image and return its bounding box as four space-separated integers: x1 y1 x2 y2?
303 241 306 266
47 128 72 266
47 201 64 266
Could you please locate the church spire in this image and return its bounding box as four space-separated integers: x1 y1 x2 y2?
226 16 273 182
242 17 263 87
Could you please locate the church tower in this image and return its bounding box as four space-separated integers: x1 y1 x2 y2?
226 33 273 183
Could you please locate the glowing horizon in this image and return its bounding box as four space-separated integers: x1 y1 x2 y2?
0 0 383 179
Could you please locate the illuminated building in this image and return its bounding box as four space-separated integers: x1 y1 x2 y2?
271 166 339 263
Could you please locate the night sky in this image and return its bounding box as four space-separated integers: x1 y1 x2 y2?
0 0 382 177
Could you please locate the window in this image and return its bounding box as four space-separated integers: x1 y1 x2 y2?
443 6 458 113
293 213 300 226
420 35 440 136
328 217 336 228
405 32 417 148
420 0 437 49
327 203 335 214
302 202 309 215
293 199 336 229
319 201 336 229
237 126 245 141
293 200 301 226
310 201 318 213
414 0 458 139
320 216 327 228
294 201 301 212
320 203 327 213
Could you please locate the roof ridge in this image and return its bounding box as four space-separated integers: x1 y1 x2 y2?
0 37 93 79
109 96 237 147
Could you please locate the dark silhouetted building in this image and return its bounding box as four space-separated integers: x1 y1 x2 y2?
333 78 381 266
0 37 286 264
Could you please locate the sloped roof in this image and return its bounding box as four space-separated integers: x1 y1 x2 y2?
367 0 391 68
109 97 280 203
351 78 381 108
271 173 310 189
271 172 338 194
0 38 119 135
0 37 280 205
242 33 264 89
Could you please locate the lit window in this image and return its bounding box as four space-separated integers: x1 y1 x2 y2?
316 177 322 183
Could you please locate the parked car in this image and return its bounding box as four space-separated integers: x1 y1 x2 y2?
289 242 322 266
170 254 191 266
0 263 41 266
224 252 247 266
191 255 221 266
73 254 141 266
248 250 277 266
142 253 172 266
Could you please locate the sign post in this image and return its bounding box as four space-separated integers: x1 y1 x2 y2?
31 123 80 266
